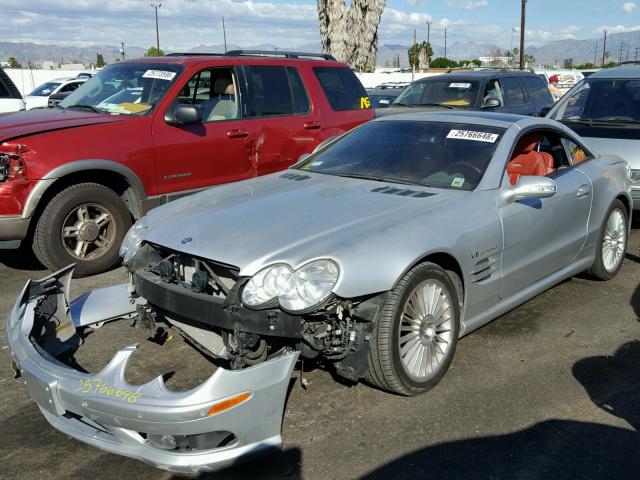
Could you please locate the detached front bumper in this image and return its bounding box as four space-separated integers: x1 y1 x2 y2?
6 266 298 473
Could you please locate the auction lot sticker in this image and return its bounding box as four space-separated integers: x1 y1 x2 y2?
142 70 177 81
447 129 499 143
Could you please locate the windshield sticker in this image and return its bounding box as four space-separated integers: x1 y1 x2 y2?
142 69 177 81
451 177 465 188
449 82 471 88
447 129 499 143
360 97 372 109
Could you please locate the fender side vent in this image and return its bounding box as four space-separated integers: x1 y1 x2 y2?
280 173 311 181
370 186 435 198
470 256 498 283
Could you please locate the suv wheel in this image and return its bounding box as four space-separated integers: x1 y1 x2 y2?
33 183 132 277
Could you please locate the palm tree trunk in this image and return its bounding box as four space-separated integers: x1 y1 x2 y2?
317 0 386 71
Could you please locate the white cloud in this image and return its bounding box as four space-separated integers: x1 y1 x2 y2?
446 0 489 10
623 2 636 12
596 24 640 34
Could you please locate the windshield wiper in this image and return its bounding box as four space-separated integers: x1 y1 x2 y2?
64 104 103 113
415 102 457 109
390 102 415 108
335 172 427 186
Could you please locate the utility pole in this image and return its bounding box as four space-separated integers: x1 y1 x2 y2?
444 27 448 59
593 39 598 67
222 16 227 53
519 0 527 70
426 21 431 69
602 30 607 67
151 3 161 52
619 41 624 63
626 44 630 61
510 26 515 66
635 47 639 61
412 28 417 81
120 42 126 61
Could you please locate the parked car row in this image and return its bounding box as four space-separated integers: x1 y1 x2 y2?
3 56 639 474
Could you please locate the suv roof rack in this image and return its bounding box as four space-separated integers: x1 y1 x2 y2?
225 50 336 60
618 60 640 66
469 67 536 73
166 50 337 61
166 52 225 57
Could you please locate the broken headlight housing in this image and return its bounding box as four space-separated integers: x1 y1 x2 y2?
242 259 339 312
119 216 150 265
0 152 27 183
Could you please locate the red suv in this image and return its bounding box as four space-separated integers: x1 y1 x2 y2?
0 51 373 275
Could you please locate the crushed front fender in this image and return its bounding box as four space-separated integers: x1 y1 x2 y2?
6 266 299 473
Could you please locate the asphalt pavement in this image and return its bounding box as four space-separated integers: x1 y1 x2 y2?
1 231 639 480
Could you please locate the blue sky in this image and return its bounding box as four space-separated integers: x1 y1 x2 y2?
1 0 639 50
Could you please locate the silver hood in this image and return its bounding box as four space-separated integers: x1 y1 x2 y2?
142 171 465 297
581 136 640 169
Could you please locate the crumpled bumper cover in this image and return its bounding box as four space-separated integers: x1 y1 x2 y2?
6 266 299 473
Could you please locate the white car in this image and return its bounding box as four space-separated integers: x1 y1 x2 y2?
24 77 86 110
0 68 25 113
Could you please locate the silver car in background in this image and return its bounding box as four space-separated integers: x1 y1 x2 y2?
547 62 640 209
7 112 631 471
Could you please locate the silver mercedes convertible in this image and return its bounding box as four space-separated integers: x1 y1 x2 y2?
7 112 631 471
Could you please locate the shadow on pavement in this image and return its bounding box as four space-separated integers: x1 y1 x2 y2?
360 341 640 480
0 244 45 272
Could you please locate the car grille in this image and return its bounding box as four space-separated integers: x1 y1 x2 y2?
145 243 240 301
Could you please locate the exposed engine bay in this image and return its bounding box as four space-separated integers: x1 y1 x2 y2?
127 243 385 382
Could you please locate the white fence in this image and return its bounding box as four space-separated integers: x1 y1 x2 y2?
355 71 440 89
5 69 85 96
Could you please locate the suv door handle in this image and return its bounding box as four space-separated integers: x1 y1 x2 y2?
227 129 248 138
303 121 322 130
576 184 591 197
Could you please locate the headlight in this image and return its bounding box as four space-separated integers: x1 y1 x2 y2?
630 169 640 186
119 217 149 265
242 260 339 312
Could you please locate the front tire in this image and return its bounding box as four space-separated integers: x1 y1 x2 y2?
365 262 460 396
33 183 132 277
587 199 628 280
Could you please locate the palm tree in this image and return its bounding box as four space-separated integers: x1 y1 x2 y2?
317 0 386 72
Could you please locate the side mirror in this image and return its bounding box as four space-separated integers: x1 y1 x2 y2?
540 106 552 117
164 104 202 126
505 176 557 203
482 98 502 109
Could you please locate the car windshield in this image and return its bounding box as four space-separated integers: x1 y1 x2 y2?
392 80 480 108
550 78 640 123
296 120 505 191
59 62 182 115
29 82 61 96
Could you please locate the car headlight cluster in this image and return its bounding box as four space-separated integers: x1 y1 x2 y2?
630 169 640 187
242 260 339 312
119 217 150 265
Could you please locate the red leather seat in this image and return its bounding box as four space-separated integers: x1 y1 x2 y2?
507 136 549 185
539 151 555 175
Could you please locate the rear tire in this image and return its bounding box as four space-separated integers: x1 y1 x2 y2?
33 183 132 277
365 262 460 396
587 199 628 280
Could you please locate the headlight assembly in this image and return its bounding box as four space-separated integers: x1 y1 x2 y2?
242 260 339 312
630 169 640 186
119 217 150 265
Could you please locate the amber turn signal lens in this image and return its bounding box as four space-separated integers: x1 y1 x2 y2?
207 391 252 416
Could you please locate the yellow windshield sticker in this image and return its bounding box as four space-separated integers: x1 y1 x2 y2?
441 99 470 106
360 97 372 109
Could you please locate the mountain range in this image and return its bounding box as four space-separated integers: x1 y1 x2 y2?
1 29 638 68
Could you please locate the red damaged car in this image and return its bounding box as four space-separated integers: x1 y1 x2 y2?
0 51 373 275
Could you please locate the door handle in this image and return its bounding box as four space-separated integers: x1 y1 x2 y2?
576 184 591 197
303 121 322 130
227 129 249 138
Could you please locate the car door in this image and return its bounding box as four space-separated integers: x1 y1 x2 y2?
241 63 324 175
499 129 592 298
152 63 257 195
521 76 555 116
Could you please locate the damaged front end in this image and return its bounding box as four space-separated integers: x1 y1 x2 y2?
6 265 298 473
